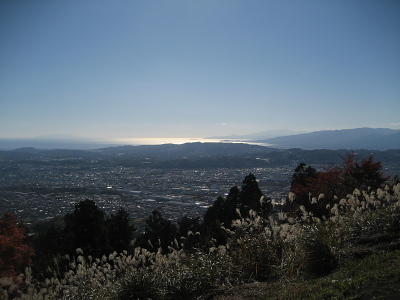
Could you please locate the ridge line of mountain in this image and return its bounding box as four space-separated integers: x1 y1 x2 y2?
0 128 399 151
250 128 399 150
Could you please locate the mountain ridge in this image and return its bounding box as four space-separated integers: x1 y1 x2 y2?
1 128 399 151
252 128 400 150
205 130 308 140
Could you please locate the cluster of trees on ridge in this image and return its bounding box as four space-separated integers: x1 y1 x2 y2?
0 154 395 281
287 153 390 219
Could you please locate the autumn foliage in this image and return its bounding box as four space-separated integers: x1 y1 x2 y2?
0 212 34 279
286 154 390 218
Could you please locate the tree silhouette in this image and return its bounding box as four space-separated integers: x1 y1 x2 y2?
177 216 201 238
239 174 271 218
177 216 202 252
30 219 66 280
0 212 34 278
202 174 272 246
135 210 177 254
64 199 111 257
340 153 389 194
203 186 241 231
202 195 234 245
290 163 318 187
107 208 135 253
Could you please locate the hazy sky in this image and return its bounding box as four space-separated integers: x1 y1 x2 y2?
1 0 399 139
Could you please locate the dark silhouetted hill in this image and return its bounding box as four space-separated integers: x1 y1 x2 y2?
97 142 277 159
205 130 307 140
254 128 400 150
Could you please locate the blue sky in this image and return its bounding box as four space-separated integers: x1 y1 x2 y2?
1 0 399 139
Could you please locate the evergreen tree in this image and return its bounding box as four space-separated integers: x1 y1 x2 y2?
239 174 265 218
202 196 233 245
107 208 135 253
64 199 111 257
203 187 240 231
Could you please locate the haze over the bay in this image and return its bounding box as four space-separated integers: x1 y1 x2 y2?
1 1 399 139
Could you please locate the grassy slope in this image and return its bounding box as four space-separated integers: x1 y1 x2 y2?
207 250 400 300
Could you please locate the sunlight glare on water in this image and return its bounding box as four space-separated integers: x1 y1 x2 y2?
102 138 222 146
92 138 274 147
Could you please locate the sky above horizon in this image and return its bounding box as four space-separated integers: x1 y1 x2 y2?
1 0 399 139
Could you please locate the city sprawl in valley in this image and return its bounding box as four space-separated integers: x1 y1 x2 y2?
1 142 399 229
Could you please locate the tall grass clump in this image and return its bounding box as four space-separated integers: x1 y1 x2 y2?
298 225 337 277
0 245 231 299
115 246 231 299
226 210 283 281
226 183 400 281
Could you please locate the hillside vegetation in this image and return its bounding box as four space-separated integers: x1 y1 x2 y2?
1 155 400 299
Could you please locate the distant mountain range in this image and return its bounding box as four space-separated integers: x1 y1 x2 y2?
0 128 399 151
0 138 117 150
251 128 400 150
206 130 308 140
